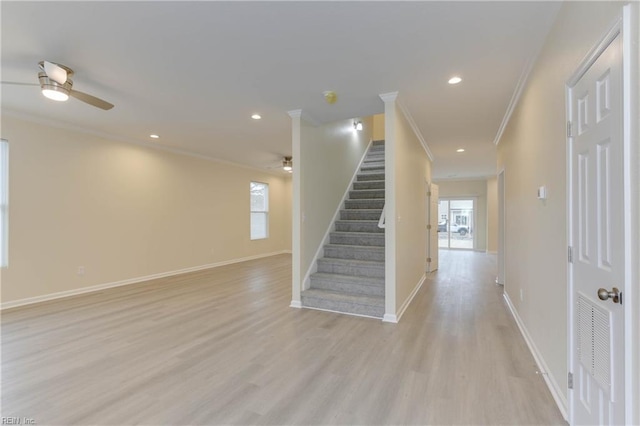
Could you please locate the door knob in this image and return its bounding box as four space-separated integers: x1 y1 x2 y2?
597 287 621 304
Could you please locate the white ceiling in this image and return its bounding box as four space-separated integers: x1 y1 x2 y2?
1 1 560 179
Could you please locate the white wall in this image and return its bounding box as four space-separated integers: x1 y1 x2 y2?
497 1 632 415
1 116 292 305
435 179 488 252
297 116 373 287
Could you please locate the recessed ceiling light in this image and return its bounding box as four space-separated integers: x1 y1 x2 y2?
251 114 262 120
150 134 160 139
456 148 465 153
448 76 462 85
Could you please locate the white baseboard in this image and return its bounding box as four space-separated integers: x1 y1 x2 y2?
394 273 427 323
1 250 290 310
290 300 302 308
302 305 381 321
503 293 568 421
382 313 398 323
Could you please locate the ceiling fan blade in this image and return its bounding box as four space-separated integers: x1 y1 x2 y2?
44 61 67 85
69 90 114 110
0 81 39 87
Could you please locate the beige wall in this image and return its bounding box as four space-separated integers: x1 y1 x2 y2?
435 179 488 252
299 116 373 281
372 113 385 141
497 1 626 409
486 177 498 253
1 116 292 304
393 103 431 314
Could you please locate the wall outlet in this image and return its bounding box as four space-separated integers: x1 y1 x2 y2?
77 266 85 276
520 288 524 302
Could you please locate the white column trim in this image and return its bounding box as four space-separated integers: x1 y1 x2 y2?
288 109 302 308
380 92 397 320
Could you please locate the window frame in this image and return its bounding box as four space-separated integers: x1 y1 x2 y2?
250 181 269 240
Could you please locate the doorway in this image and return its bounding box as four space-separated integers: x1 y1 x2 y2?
438 198 474 250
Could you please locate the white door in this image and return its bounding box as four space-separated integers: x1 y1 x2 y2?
570 32 624 425
428 183 439 272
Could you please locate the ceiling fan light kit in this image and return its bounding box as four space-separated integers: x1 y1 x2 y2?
0 60 114 110
39 72 71 101
282 156 293 171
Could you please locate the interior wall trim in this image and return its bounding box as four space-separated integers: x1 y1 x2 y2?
503 292 568 420
384 273 427 324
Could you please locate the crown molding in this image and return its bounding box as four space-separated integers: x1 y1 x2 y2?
1 109 289 178
493 29 549 147
396 99 434 162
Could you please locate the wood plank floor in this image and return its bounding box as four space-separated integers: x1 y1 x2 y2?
1 251 566 425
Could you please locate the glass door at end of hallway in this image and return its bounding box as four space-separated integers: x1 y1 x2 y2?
438 199 474 249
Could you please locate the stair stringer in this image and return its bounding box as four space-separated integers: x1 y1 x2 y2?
302 139 374 291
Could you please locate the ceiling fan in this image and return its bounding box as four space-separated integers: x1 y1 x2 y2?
1 61 114 110
265 156 293 173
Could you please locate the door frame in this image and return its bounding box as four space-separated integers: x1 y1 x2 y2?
566 6 639 424
426 180 439 272
497 168 505 286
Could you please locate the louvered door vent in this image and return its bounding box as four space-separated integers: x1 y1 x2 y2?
577 293 612 394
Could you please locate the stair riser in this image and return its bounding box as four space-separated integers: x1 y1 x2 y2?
361 164 385 172
349 190 385 199
316 262 385 279
324 246 385 262
357 173 385 182
339 210 382 220
345 200 385 209
372 140 385 146
335 222 384 233
353 181 385 190
330 233 385 246
310 276 385 296
363 155 385 163
301 295 384 318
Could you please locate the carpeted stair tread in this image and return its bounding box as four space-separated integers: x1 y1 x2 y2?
301 289 385 318
323 244 385 262
356 172 385 181
311 270 384 284
335 220 384 233
344 199 385 209
353 181 385 190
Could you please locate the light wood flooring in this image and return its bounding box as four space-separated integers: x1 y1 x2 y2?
1 251 566 425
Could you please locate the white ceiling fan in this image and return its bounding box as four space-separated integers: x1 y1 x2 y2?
1 60 114 110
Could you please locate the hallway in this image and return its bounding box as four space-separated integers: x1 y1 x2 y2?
2 252 565 425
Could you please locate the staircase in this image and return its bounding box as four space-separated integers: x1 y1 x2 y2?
301 141 385 318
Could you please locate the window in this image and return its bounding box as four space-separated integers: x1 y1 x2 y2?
250 182 269 240
0 140 8 267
